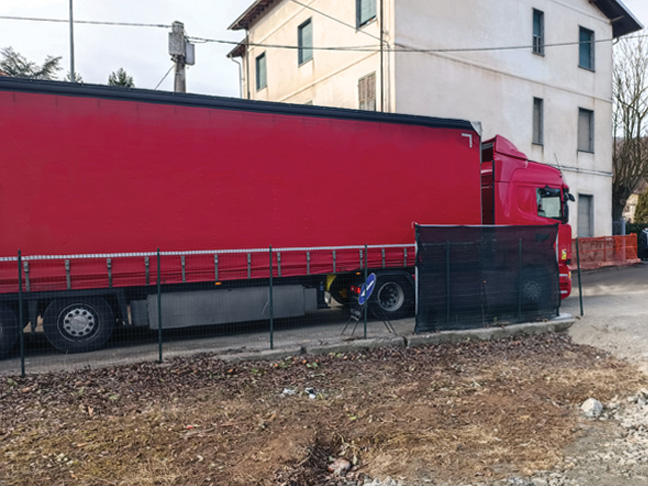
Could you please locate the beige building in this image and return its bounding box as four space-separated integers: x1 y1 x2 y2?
228 0 641 237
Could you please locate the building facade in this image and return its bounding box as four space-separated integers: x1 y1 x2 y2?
229 0 641 236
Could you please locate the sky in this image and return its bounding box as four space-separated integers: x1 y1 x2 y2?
0 0 647 98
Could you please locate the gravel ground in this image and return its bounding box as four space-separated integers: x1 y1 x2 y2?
356 264 648 486
444 264 648 486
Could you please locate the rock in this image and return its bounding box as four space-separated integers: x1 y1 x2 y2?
281 388 295 396
328 457 351 476
581 398 603 418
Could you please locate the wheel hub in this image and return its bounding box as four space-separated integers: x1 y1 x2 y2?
61 307 96 338
378 283 405 311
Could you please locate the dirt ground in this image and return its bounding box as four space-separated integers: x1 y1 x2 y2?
0 333 644 486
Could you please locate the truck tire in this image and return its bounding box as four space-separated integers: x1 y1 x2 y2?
369 276 414 320
43 298 114 353
0 305 19 358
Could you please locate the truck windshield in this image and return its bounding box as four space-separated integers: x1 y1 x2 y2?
536 187 562 220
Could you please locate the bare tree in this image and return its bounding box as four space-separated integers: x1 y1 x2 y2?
0 46 61 80
612 38 648 226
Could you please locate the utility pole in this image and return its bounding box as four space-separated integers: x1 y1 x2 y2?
168 21 195 93
69 0 76 82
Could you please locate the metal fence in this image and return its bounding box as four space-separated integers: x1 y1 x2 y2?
0 244 416 376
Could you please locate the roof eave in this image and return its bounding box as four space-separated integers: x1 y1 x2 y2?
227 41 247 59
228 0 281 31
590 0 643 37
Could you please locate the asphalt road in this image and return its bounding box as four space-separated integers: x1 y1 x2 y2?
563 262 648 372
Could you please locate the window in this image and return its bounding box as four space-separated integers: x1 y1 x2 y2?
357 0 377 28
577 194 594 237
536 187 562 220
298 19 313 65
358 73 376 111
533 97 544 145
578 108 594 152
579 27 595 70
533 9 544 55
255 53 267 91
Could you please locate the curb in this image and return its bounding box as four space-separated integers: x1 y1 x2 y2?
212 317 575 364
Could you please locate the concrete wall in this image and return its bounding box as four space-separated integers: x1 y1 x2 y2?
394 0 614 236
234 0 623 236
241 0 392 109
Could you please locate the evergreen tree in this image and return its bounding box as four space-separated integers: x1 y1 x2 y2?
634 189 648 223
65 71 83 83
0 46 61 80
108 68 134 88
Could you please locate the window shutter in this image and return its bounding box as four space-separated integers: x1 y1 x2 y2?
358 76 367 110
367 73 376 111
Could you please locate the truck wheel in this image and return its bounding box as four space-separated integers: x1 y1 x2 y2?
0 305 19 358
520 269 550 309
369 277 414 320
43 298 114 353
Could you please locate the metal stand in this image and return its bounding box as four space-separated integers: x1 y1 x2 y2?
341 301 396 336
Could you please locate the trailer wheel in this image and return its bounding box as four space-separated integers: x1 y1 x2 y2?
369 277 414 320
43 298 114 353
0 305 19 358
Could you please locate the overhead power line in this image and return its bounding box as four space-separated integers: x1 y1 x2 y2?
2 13 647 54
288 0 381 42
189 33 648 55
0 15 170 29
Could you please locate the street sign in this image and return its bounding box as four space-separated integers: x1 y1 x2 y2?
358 273 377 306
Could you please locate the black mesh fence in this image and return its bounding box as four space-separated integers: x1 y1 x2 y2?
415 225 560 333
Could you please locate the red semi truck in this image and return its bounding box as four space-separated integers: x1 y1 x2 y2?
0 78 572 357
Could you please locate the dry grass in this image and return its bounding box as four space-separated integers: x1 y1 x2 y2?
0 333 644 485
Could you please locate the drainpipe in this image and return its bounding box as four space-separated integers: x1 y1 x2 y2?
380 0 384 112
230 56 243 98
245 31 251 100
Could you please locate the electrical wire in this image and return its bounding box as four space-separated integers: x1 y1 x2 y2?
2 13 647 54
188 33 648 55
154 64 175 90
0 15 170 29
288 0 381 42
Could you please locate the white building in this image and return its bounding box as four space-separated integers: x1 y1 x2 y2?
228 0 642 237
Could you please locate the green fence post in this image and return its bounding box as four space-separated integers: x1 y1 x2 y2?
363 244 368 339
18 250 24 378
518 239 522 322
157 248 163 363
446 241 451 324
576 238 584 316
269 246 274 350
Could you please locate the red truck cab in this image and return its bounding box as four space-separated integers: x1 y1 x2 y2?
481 136 573 298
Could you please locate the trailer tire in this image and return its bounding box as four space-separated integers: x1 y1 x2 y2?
0 305 19 358
43 298 114 353
369 276 414 320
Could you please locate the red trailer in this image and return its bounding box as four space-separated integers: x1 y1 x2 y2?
0 78 571 356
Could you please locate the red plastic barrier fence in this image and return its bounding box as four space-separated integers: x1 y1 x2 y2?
571 235 640 271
